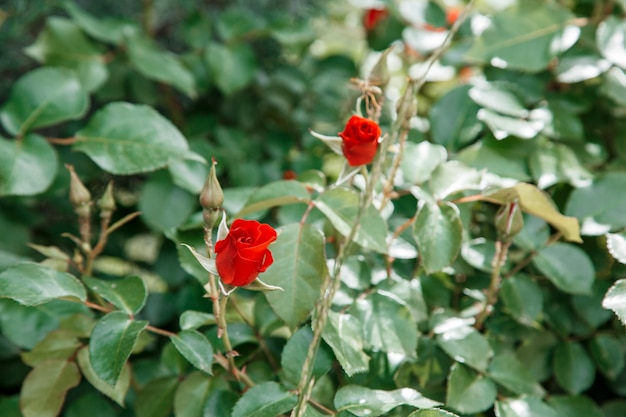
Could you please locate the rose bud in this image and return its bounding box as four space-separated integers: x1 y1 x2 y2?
338 115 381 166
214 219 277 287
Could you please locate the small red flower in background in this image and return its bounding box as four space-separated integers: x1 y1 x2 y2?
214 219 277 287
363 8 388 31
446 6 462 26
339 115 381 166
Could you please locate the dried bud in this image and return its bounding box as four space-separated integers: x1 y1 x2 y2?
200 158 224 230
495 201 523 242
66 164 91 218
98 181 116 217
368 47 392 87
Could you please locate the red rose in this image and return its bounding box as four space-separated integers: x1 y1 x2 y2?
339 115 381 166
363 8 388 32
214 219 278 287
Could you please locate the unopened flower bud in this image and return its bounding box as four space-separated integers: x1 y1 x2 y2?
98 181 116 218
66 164 91 218
200 158 224 230
495 201 523 242
368 47 392 87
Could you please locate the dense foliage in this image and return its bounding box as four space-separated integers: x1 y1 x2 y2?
2 1 626 417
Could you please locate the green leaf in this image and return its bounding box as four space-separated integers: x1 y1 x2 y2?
446 363 497 415
168 157 209 194
601 67 626 106
63 1 137 44
0 262 86 306
64 392 116 417
488 352 545 396
602 279 626 326
139 176 196 231
236 180 311 218
231 381 297 417
477 108 545 140
532 243 594 295
334 385 441 417
597 16 626 69
429 84 482 149
322 310 370 376
530 140 592 189
127 35 197 97
76 346 130 407
588 334 625 379
135 376 178 417
457 141 531 181
500 274 543 326
413 201 462 274
486 182 581 242
89 311 148 386
262 223 327 329
206 42 257 95
556 55 611 83
179 310 215 330
566 173 626 235
465 3 577 72
173 372 214 417
400 141 447 184
429 161 482 200
315 187 388 253
553 341 595 394
74 102 203 175
82 275 147 315
495 397 560 417
21 329 81 366
516 332 558 383
436 324 493 372
280 327 333 387
547 395 603 417
469 83 529 118
0 134 58 196
607 232 626 265
352 291 418 356
0 67 88 136
20 359 81 417
24 17 108 92
170 330 213 375
408 410 460 417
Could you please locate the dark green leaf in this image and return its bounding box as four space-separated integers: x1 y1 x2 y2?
0 67 88 136
465 3 577 72
0 262 86 306
179 310 215 330
64 391 116 417
206 42 257 95
322 310 370 376
135 376 178 417
334 385 440 417
315 187 388 253
82 275 147 315
500 274 543 326
436 324 493 372
89 311 148 386
76 346 130 406
429 84 482 149
532 243 594 295
408 410 460 417
352 291 418 356
231 381 297 417
74 102 203 175
170 330 213 375
236 180 311 218
280 326 333 387
553 341 595 394
173 372 214 417
262 223 327 329
139 177 196 231
495 397 560 417
63 1 137 44
588 334 625 379
0 134 57 196
127 35 197 97
547 395 603 417
20 359 81 417
446 363 497 415
24 17 108 91
413 201 462 274
488 352 545 396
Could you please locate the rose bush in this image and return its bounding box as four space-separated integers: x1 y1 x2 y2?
214 219 277 287
338 115 381 166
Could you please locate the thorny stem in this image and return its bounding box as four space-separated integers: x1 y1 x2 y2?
475 240 510 329
292 3 477 415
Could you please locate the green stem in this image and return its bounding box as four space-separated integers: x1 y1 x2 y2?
475 240 510 329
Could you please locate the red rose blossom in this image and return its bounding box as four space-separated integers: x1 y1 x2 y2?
338 115 381 166
214 219 277 287
363 8 388 32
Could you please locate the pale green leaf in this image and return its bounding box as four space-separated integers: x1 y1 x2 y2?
413 201 462 274
20 359 81 417
21 329 81 366
436 325 493 372
446 363 497 415
170 330 213 374
335 385 441 417
400 141 447 184
231 381 297 417
597 16 626 69
82 275 147 315
495 397 560 417
607 232 626 265
0 134 58 196
532 243 594 295
77 346 130 407
603 279 626 326
322 310 370 376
